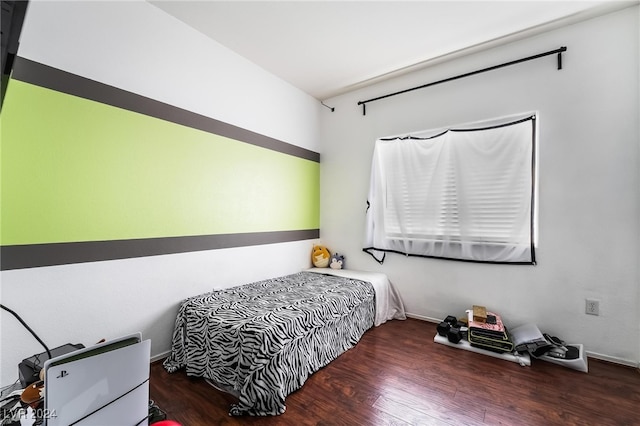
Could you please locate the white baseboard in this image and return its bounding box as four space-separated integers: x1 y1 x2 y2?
585 350 639 368
405 312 441 323
150 350 170 363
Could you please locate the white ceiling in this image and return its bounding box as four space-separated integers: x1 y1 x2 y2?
150 1 636 100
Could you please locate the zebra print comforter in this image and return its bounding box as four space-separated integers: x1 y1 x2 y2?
163 271 375 416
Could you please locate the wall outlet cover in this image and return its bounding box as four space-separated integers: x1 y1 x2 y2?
585 299 600 316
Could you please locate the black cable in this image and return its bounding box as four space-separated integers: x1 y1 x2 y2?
0 304 52 360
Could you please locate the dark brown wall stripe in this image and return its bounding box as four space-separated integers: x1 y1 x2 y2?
11 57 320 163
0 229 320 270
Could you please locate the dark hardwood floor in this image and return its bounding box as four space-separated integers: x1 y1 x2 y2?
149 318 640 425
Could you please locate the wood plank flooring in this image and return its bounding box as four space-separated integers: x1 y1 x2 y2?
149 318 640 425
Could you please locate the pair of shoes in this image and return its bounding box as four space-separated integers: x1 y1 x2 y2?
532 334 579 360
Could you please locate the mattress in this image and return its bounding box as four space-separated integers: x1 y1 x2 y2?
305 268 406 326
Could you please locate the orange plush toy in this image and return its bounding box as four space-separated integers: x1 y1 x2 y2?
312 244 331 268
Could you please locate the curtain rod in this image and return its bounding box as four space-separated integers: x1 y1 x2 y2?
357 46 567 116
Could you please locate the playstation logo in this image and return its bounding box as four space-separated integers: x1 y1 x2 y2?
57 370 68 378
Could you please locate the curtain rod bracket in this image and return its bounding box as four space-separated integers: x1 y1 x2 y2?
557 51 563 70
321 101 335 112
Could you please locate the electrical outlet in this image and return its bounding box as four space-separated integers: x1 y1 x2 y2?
585 299 599 316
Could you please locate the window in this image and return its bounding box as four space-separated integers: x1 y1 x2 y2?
364 113 537 264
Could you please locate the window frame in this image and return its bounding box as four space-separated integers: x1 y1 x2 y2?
364 113 538 265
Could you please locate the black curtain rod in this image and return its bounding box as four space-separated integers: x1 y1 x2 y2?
357 46 567 115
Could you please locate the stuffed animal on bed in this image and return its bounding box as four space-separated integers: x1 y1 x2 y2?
330 253 345 270
312 244 331 268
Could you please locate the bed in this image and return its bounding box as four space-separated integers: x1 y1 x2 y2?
163 268 405 416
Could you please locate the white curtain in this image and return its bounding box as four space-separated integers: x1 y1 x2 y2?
364 113 536 264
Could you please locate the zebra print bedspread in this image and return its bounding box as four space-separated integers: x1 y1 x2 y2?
163 271 375 416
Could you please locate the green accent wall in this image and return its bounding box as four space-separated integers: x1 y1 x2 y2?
1 79 320 246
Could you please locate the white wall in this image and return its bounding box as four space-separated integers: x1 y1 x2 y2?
0 1 320 386
320 6 639 365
